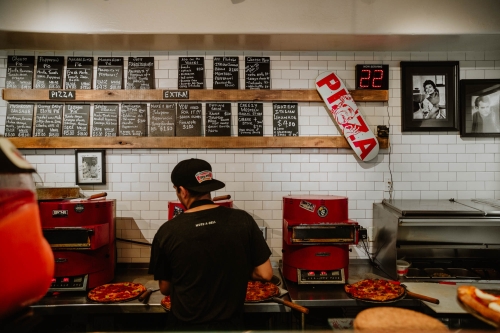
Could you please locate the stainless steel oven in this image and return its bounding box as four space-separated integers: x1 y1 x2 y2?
373 199 500 282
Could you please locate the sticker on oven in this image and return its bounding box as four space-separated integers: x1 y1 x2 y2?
52 210 68 218
74 204 85 213
299 200 316 212
317 206 328 218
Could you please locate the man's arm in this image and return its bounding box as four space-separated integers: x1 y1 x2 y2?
251 258 273 281
159 280 171 296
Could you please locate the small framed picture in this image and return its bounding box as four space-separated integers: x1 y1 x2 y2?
460 79 500 137
75 150 106 185
401 61 459 132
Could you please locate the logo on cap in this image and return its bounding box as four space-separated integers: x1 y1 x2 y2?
195 170 213 183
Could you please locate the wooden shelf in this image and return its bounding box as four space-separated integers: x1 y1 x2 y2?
2 89 389 103
7 136 389 150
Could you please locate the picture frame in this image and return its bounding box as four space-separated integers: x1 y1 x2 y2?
460 79 500 137
75 150 106 185
401 61 459 132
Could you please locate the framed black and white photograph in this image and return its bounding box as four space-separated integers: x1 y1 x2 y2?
401 61 459 132
75 150 106 185
460 79 500 137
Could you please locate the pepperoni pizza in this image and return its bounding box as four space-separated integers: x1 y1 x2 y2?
87 282 146 303
245 281 280 302
344 279 405 302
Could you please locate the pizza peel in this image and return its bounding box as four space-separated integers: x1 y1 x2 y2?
245 284 309 314
133 278 160 304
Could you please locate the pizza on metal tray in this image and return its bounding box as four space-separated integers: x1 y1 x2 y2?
344 279 405 302
245 281 280 302
161 295 171 311
87 282 146 303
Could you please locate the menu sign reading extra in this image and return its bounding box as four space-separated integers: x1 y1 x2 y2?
150 103 176 137
34 104 64 137
35 56 64 89
96 57 124 90
119 104 147 136
5 56 35 89
92 104 119 137
238 103 263 136
62 104 90 137
127 57 155 89
213 57 239 89
65 57 93 89
176 103 202 136
178 57 204 89
245 57 270 90
206 103 231 137
273 103 299 136
4 104 34 137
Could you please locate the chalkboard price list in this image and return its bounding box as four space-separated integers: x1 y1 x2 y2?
66 57 93 90
245 57 270 90
5 104 34 137
96 57 124 90
238 103 263 137
35 56 64 89
273 103 299 136
127 57 155 89
178 57 205 89
92 104 119 137
120 104 148 136
213 57 239 89
206 103 231 137
5 56 35 89
176 103 202 137
62 104 90 137
150 103 176 137
34 104 64 137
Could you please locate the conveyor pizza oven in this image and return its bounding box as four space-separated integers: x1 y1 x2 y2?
282 195 361 284
39 198 116 291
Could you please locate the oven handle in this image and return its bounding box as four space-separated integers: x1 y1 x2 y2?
399 218 500 226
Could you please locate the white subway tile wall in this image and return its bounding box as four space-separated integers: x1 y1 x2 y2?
1 50 500 264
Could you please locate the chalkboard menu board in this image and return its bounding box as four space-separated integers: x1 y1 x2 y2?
62 104 90 137
4 104 34 137
5 56 35 89
65 57 93 89
238 103 263 136
213 57 239 89
120 104 147 136
245 57 270 90
34 104 64 137
96 57 124 90
273 103 299 136
178 57 204 89
35 56 64 89
176 103 202 136
150 103 176 137
93 104 119 137
127 57 155 89
206 103 231 137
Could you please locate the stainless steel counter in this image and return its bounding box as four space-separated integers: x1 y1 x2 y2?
31 265 290 315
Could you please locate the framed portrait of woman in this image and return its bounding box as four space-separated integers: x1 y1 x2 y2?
460 79 500 137
75 150 106 185
401 61 459 132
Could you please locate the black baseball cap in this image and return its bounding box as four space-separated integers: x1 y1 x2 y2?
171 158 225 192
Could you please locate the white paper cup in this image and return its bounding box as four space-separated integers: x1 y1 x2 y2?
396 260 410 276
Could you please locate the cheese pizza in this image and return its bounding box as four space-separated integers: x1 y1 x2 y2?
345 279 405 302
87 282 146 303
457 285 500 326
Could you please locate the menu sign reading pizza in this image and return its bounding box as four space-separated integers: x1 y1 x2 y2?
34 104 64 137
35 56 64 89
65 57 93 89
4 104 34 137
92 104 119 137
5 56 35 89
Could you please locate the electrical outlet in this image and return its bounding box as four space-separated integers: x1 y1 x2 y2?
259 226 267 240
385 177 392 191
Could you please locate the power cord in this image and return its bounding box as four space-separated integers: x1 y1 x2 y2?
359 237 393 280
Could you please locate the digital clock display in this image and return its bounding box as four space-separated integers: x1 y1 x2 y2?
355 64 389 90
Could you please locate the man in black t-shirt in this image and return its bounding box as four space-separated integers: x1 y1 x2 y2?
149 158 272 331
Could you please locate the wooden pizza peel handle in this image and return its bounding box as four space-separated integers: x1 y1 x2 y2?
406 290 440 304
139 289 153 302
213 195 231 201
271 297 309 314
